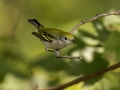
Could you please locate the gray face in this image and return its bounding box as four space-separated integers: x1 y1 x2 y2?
60 36 73 44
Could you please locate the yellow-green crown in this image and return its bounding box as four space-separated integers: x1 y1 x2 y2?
61 32 74 39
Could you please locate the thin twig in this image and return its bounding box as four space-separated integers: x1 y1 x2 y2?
56 55 82 59
36 62 120 90
70 10 120 33
54 50 82 59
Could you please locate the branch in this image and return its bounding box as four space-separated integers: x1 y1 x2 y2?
36 62 120 90
70 10 120 33
54 49 82 59
56 55 82 59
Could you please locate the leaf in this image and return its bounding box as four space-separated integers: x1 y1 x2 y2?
104 30 120 61
92 19 110 42
80 52 109 85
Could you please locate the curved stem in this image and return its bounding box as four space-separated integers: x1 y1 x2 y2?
70 10 120 34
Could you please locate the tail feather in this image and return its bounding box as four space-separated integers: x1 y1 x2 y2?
28 18 44 30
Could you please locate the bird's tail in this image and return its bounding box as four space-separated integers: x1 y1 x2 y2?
28 18 44 30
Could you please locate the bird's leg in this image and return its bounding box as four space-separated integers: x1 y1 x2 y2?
54 49 60 57
46 48 82 59
45 48 61 58
45 48 54 52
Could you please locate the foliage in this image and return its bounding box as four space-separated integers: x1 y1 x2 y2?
0 0 120 90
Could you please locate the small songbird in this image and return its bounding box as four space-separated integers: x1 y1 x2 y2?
28 18 75 57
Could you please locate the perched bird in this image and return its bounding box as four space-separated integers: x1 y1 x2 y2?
28 18 75 57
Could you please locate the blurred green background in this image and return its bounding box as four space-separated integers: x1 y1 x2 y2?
0 0 120 90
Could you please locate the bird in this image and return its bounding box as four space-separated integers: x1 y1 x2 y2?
28 18 75 57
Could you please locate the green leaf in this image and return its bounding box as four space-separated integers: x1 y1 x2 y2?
93 19 110 42
104 30 120 61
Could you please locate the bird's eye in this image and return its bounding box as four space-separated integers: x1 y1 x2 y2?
64 37 67 40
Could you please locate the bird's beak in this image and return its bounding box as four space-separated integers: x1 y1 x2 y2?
72 39 75 43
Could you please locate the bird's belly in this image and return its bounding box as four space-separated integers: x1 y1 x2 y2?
42 40 67 49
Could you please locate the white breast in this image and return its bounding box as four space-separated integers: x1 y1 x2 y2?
41 40 69 49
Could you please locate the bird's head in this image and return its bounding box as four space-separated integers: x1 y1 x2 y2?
59 32 75 46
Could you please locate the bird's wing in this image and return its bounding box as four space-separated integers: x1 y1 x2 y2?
32 29 56 42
